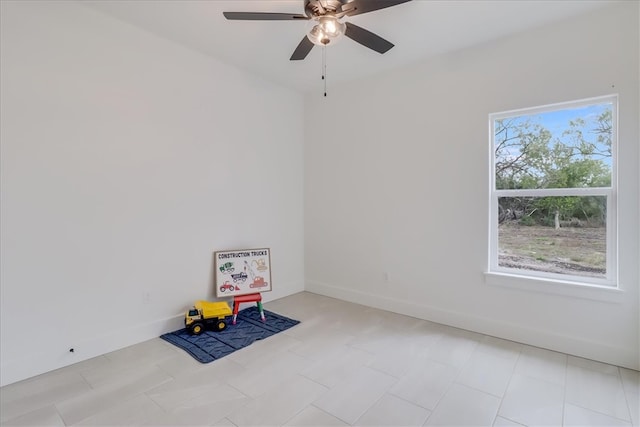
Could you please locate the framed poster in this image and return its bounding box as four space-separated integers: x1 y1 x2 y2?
214 248 272 298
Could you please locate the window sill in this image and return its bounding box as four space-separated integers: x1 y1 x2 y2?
484 271 625 303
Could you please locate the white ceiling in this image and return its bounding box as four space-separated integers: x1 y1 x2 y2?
82 0 613 94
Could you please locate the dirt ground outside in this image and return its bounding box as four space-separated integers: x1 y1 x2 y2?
498 223 606 278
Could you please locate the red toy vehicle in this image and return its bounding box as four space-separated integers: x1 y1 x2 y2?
219 281 236 292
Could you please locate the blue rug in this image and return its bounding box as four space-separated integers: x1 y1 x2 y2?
160 307 300 363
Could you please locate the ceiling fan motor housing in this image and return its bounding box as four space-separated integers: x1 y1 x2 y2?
304 0 350 18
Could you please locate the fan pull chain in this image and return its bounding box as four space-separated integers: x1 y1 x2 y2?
322 45 327 97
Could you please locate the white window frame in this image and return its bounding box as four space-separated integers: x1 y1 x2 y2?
488 95 618 288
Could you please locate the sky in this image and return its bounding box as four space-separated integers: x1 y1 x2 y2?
496 100 613 166
530 103 610 138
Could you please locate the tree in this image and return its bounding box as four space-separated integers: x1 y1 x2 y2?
494 109 611 228
494 119 552 190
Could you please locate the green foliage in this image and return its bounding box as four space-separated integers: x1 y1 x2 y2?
519 215 536 226
495 109 611 190
495 108 611 227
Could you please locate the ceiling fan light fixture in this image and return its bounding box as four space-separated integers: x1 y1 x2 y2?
307 16 346 46
223 0 412 60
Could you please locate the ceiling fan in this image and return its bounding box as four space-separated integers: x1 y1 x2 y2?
223 0 412 61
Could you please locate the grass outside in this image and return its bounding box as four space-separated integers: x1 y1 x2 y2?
498 224 606 278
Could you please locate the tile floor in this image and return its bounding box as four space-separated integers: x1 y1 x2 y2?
1 292 638 426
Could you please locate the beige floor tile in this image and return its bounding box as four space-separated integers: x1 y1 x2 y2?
375 310 426 332
456 350 517 397
563 403 632 426
300 345 374 388
424 383 500 426
143 385 250 426
350 326 407 355
155 349 210 378
212 418 238 427
354 393 431 426
103 338 179 366
498 373 564 426
1 405 65 427
74 394 164 426
265 292 340 321
227 375 327 427
226 333 302 367
402 321 444 349
147 379 236 412
365 329 439 379
283 405 348 426
194 354 248 383
280 315 337 340
227 350 310 398
427 329 480 369
568 355 621 376
146 357 246 410
80 340 180 389
477 336 523 362
627 391 639 427
47 356 112 377
389 359 458 410
313 366 397 424
330 310 389 337
514 345 567 386
288 329 355 361
81 357 173 390
366 349 416 378
492 416 525 426
55 365 172 425
2 292 637 427
0 371 90 423
620 368 640 395
565 365 631 421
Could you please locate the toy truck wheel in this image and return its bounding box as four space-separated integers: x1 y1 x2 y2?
216 319 227 332
191 322 205 335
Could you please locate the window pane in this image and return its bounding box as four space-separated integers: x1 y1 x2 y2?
498 196 606 279
494 103 612 190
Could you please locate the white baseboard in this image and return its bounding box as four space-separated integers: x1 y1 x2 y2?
1 283 305 387
306 280 639 371
0 314 185 387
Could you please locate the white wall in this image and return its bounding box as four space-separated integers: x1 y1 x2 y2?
305 3 639 370
0 1 304 386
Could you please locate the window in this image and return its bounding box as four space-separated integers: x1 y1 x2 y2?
489 95 617 287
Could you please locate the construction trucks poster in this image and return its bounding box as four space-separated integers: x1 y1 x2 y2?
214 248 271 298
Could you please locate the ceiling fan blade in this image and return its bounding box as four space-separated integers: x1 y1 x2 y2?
290 36 315 60
223 12 309 21
342 0 412 17
344 22 394 54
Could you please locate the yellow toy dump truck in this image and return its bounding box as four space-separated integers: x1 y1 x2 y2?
185 300 232 335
